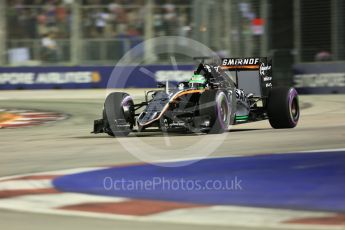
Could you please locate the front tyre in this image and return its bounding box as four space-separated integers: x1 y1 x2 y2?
267 87 300 129
199 90 231 134
103 92 135 137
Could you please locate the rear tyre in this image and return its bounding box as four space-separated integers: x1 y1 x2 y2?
267 87 299 129
103 92 135 137
199 90 231 134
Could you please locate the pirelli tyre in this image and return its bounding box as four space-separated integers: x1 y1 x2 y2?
199 90 233 134
267 87 300 129
103 92 135 137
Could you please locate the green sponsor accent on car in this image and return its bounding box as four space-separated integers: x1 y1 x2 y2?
235 115 249 121
189 74 206 83
189 74 206 89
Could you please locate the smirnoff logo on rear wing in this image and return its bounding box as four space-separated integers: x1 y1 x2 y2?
222 58 260 66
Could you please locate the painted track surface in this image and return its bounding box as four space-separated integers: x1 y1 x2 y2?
0 89 345 230
53 151 345 212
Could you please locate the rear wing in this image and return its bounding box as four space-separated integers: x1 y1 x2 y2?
221 57 273 97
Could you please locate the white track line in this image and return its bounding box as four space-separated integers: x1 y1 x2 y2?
0 193 128 209
299 148 345 153
0 180 52 190
0 167 108 182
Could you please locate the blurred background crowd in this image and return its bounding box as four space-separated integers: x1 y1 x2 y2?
7 0 191 39
4 0 198 65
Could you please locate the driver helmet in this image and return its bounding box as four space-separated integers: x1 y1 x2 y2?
189 74 206 89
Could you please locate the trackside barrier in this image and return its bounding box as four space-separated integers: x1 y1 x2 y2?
293 62 345 94
0 65 194 90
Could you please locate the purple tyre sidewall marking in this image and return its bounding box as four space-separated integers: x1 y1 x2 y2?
121 95 134 123
121 95 133 107
288 88 299 125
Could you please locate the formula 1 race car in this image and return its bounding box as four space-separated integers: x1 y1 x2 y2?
93 57 300 137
